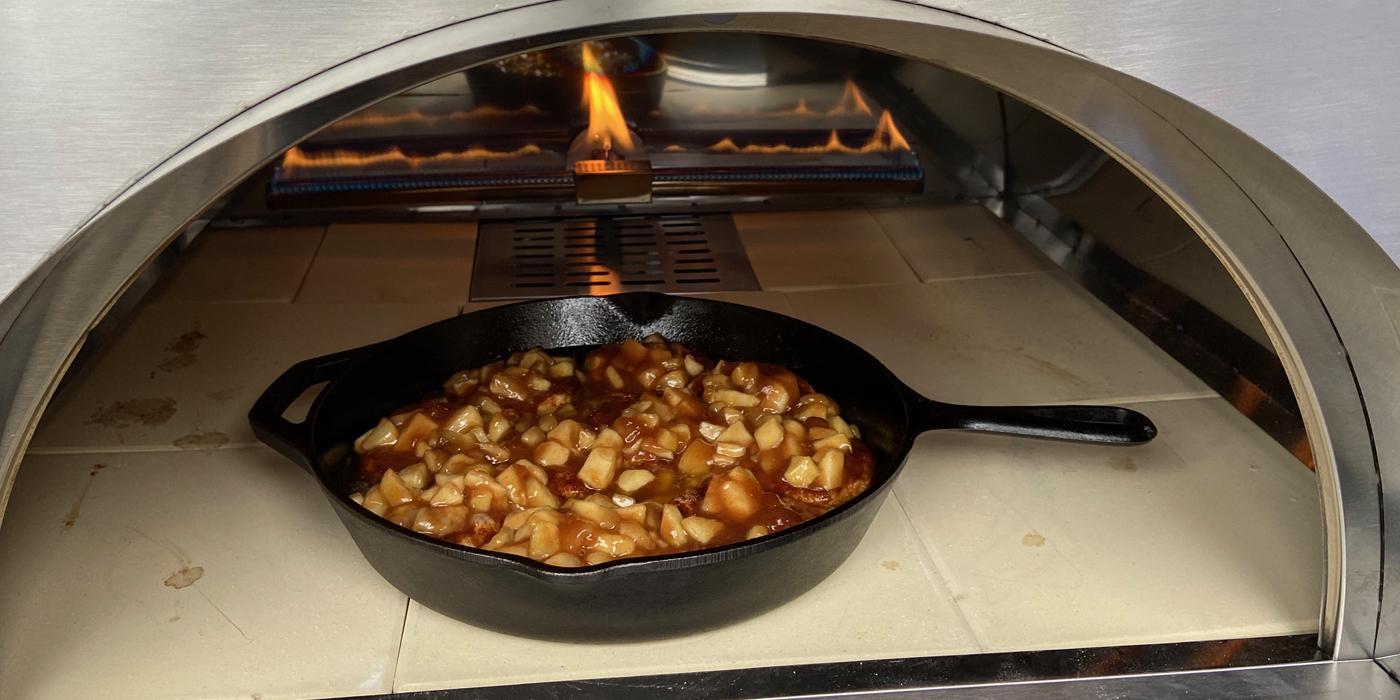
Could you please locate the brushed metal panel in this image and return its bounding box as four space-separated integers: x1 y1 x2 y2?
0 0 1393 674
2 1 1399 309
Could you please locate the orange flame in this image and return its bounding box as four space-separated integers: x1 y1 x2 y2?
831 80 873 116
279 144 545 178
694 110 911 155
323 104 546 132
687 80 872 118
582 42 635 158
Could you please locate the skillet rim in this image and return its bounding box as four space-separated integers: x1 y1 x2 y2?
287 292 920 581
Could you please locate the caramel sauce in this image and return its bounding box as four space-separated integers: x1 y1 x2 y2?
350 338 874 565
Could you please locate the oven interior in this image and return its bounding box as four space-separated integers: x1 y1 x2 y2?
0 33 1325 697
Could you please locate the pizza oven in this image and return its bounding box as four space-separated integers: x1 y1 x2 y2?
1 5 1398 698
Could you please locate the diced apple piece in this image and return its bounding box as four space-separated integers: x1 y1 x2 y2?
594 427 624 449
429 477 465 506
362 486 388 516
397 462 430 490
413 505 469 535
533 440 571 467
718 476 760 520
678 440 716 476
714 441 747 459
527 375 551 392
528 521 562 560
527 508 564 526
593 532 638 558
814 433 852 452
718 421 753 446
745 524 770 540
519 427 545 448
701 477 725 515
518 348 549 370
355 418 399 453
486 527 515 549
379 468 416 505
578 446 620 489
468 485 495 512
545 552 582 567
577 428 596 451
731 362 759 389
759 384 791 414
616 469 656 494
619 339 648 362
524 476 560 508
586 552 614 566
486 414 512 442
816 448 845 490
614 503 649 523
518 460 548 484
495 464 528 506
605 366 625 389
440 454 473 475
489 374 528 402
568 499 620 529
618 521 656 549
683 355 705 377
698 421 724 442
548 359 575 378
783 456 819 489
713 389 760 408
681 516 726 545
481 443 513 464
441 405 484 434
396 413 438 451
547 419 582 449
502 508 540 530
754 417 783 451
660 504 689 546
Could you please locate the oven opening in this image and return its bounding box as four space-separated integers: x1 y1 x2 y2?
1 30 1326 696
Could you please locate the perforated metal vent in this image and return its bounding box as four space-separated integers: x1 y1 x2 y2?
470 214 759 300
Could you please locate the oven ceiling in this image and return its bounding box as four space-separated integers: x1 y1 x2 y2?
0 1 1397 310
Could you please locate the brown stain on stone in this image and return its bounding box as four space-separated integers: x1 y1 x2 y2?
1019 355 1087 387
206 388 236 403
880 560 901 571
1111 455 1138 472
155 328 206 373
174 431 230 449
1022 532 1047 547
88 398 177 428
164 565 205 589
62 463 106 530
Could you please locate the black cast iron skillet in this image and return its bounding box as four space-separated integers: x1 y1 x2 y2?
250 293 1155 640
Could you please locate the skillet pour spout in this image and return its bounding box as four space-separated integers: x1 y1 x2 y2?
249 292 1155 639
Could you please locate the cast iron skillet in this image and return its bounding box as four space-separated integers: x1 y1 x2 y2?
249 293 1155 640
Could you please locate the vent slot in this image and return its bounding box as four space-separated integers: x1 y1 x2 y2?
471 214 759 300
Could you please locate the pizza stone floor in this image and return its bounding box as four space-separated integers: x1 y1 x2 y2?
0 205 1322 698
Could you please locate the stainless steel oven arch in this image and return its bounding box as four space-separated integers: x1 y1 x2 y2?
0 0 1393 676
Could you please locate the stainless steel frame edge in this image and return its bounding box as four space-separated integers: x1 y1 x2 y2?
0 0 1388 670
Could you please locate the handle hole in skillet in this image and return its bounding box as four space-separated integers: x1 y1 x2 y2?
282 381 329 424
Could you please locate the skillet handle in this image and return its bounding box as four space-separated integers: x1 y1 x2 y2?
906 388 1157 445
248 348 364 472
